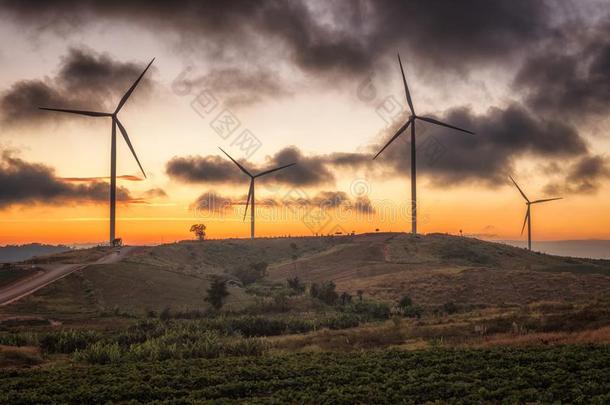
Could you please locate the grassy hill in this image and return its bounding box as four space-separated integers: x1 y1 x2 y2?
2 233 610 320
1 233 609 402
267 233 610 306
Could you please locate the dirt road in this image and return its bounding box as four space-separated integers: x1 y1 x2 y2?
0 247 134 306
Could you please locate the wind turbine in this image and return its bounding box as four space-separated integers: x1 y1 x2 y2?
509 176 562 250
219 147 295 239
40 58 155 245
373 53 474 235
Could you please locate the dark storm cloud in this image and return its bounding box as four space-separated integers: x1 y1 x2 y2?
168 100 595 189
166 147 335 187
515 18 610 120
370 0 553 70
191 191 235 213
0 0 564 77
263 147 334 187
191 189 375 214
2 0 607 117
543 155 610 195
0 149 136 208
179 67 291 109
372 104 589 186
165 155 243 184
4 0 605 191
0 47 155 125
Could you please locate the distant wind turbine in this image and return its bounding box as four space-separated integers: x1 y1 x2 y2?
219 147 296 239
509 176 562 250
373 53 474 235
40 58 155 245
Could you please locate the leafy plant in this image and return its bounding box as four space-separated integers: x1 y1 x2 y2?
205 277 229 310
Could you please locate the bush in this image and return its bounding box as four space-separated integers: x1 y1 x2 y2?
0 332 39 347
39 330 101 354
321 314 360 330
403 306 424 319
339 292 352 305
309 282 320 298
74 342 122 364
233 262 268 285
311 281 339 305
346 301 391 320
287 276 305 294
443 302 459 315
398 295 413 309
205 277 229 310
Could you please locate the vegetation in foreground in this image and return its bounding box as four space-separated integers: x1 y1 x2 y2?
2 234 610 402
1 345 609 403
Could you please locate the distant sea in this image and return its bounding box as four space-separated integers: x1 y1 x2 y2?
0 243 73 263
498 240 610 260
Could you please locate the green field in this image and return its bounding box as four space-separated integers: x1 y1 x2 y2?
1 346 608 403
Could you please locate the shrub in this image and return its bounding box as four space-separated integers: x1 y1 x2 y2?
403 306 424 319
159 307 172 321
39 330 101 354
312 281 338 305
339 292 352 305
205 277 229 310
443 302 459 315
0 332 39 347
74 342 122 364
321 314 360 330
398 295 413 310
233 262 268 285
287 276 305 294
309 282 320 298
346 301 391 321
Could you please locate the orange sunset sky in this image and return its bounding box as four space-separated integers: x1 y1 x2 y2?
1 1 609 245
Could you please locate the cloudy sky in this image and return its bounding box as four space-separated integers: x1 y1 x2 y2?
1 0 609 244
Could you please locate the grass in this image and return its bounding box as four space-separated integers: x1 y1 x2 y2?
0 345 608 403
0 266 38 288
267 233 610 306
0 346 43 368
2 233 610 402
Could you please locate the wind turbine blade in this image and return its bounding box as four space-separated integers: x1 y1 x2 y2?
115 118 146 178
218 147 252 177
255 162 296 178
243 180 254 221
373 118 412 160
417 116 475 135
397 53 415 116
520 208 529 236
509 176 529 202
531 197 562 204
39 107 110 117
115 58 155 114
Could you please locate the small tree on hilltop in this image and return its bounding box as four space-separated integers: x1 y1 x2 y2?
190 224 207 241
205 277 229 310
